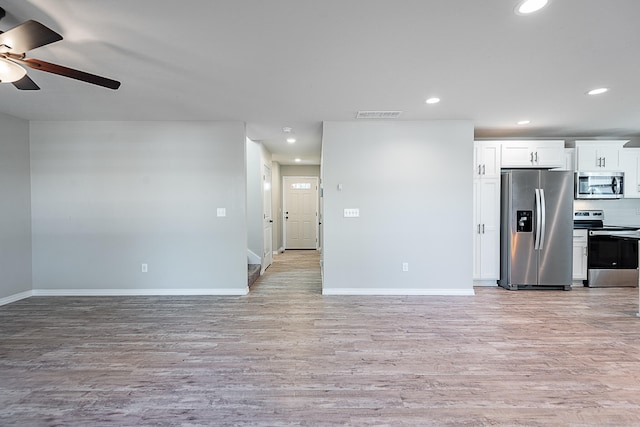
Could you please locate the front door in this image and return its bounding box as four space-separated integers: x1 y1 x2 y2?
262 164 273 272
284 176 318 249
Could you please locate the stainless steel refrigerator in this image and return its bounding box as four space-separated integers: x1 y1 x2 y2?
498 170 573 290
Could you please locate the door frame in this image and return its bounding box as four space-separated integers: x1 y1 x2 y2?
262 162 273 273
282 176 319 250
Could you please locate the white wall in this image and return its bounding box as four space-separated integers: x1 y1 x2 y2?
29 121 248 295
322 121 474 295
574 198 640 226
246 138 263 262
0 113 32 303
280 165 321 177
271 162 282 252
246 139 273 265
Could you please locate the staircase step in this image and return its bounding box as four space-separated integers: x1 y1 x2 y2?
248 264 261 287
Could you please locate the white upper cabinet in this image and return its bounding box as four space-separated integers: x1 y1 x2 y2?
552 148 576 172
621 147 640 198
575 140 627 171
500 140 565 168
474 141 501 178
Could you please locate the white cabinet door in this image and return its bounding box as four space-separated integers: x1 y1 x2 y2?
501 142 532 167
535 141 566 168
575 140 627 171
552 148 576 171
501 140 564 168
621 148 640 198
572 229 588 281
473 177 500 281
474 141 501 178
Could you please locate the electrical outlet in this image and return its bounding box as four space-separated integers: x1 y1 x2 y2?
141 263 148 273
344 208 360 218
402 262 409 272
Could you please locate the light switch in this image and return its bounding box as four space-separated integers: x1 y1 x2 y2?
344 208 360 218
217 208 226 217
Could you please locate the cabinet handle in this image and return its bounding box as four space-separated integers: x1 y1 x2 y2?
477 224 481 234
603 157 606 168
482 164 486 175
530 152 534 163
535 152 538 163
597 157 602 167
478 165 482 175
482 224 485 234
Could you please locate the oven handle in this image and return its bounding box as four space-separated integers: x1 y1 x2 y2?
534 189 541 250
589 229 640 236
539 188 546 250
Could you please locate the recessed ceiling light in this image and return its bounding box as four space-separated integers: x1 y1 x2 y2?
286 137 296 144
517 120 531 125
294 158 302 163
515 0 549 15
425 97 440 104
587 87 608 96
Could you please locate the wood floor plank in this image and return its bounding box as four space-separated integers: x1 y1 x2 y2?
2 250 640 426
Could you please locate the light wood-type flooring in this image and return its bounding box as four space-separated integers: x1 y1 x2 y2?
2 250 640 426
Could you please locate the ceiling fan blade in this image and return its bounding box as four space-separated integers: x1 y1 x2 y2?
17 57 121 90
12 74 40 90
0 20 62 54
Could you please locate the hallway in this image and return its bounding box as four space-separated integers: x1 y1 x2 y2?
249 250 322 296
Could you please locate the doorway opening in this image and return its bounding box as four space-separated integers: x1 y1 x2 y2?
282 176 319 250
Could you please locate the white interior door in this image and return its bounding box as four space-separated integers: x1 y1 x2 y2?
262 164 273 271
284 176 318 249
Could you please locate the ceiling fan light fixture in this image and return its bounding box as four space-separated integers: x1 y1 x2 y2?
286 137 296 144
515 0 549 15
0 57 26 83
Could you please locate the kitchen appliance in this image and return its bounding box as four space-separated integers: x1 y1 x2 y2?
575 171 624 199
499 170 573 290
574 210 639 287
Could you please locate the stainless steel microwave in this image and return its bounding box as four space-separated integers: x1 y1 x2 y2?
575 171 624 199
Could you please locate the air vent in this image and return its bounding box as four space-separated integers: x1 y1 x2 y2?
356 110 402 119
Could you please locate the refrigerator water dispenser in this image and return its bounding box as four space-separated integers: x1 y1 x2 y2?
517 210 532 232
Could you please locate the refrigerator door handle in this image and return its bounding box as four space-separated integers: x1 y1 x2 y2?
534 189 541 250
539 188 547 250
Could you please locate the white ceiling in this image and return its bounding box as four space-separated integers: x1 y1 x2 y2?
1 0 639 165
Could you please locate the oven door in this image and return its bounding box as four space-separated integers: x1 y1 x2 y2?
587 233 638 287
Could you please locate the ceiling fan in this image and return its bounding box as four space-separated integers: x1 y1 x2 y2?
0 7 120 90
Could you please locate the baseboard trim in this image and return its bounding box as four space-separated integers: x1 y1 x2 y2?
322 288 475 296
32 288 249 297
473 280 499 287
0 290 33 307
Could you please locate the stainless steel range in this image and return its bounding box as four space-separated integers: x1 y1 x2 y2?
574 210 639 287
